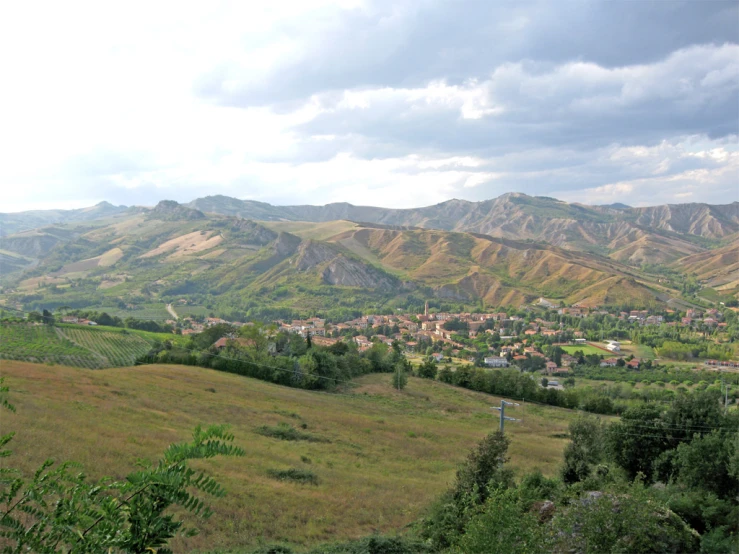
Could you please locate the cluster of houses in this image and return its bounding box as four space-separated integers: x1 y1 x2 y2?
60 316 97 326
54 299 734 374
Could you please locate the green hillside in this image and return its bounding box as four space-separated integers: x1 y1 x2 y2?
1 361 582 551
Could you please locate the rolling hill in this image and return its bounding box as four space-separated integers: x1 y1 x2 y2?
0 200 677 315
0 201 128 236
185 192 739 263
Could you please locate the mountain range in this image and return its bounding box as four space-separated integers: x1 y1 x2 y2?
0 194 736 313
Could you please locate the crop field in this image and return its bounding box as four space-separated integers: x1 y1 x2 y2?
0 324 105 368
58 327 154 367
0 362 582 552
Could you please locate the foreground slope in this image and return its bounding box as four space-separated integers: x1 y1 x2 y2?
2 362 578 550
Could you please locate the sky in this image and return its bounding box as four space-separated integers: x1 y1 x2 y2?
0 0 737 212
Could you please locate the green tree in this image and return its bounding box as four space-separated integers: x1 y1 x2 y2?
417 357 438 379
561 416 605 484
607 404 668 481
391 363 408 391
673 430 738 498
438 364 454 384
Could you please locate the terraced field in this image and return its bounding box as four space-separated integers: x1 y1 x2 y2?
0 324 106 368
59 327 154 367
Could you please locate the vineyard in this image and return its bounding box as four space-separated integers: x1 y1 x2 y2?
0 324 163 368
59 327 154 367
0 324 106 368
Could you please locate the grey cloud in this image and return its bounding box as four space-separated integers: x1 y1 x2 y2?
196 0 739 107
292 44 738 159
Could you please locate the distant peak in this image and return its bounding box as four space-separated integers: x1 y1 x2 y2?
155 199 180 209
150 200 205 220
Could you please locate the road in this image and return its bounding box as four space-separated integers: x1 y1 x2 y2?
166 303 179 320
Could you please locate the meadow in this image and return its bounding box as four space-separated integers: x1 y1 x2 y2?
0 361 582 552
561 344 611 357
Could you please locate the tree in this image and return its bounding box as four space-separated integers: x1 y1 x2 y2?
421 431 514 550
607 404 668 481
453 431 514 506
438 365 454 384
561 416 605 484
417 357 438 379
391 362 408 391
673 430 738 498
541 377 549 388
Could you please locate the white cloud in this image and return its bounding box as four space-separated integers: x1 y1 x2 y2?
0 1 736 211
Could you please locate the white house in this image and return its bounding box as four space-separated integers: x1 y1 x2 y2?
484 356 509 368
605 340 621 353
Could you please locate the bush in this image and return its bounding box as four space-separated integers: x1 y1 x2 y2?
255 423 329 443
450 488 547 553
267 468 320 485
421 431 514 549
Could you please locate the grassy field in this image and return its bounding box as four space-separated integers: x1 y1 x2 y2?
0 362 582 552
561 344 611 357
618 341 656 359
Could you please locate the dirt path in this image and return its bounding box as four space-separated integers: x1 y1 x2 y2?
166 304 179 320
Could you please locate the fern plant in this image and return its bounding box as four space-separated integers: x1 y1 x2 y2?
0 379 244 553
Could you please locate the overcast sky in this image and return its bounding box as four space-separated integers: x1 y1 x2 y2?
1 0 737 212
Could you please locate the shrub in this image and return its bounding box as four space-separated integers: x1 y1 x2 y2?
255 423 329 443
267 468 320 485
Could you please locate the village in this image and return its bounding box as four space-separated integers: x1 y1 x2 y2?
147 298 739 380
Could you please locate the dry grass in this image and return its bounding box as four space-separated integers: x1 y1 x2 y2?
261 220 359 241
139 231 223 259
0 361 579 551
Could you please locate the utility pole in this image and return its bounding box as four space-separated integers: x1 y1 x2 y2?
492 400 520 433
720 378 730 414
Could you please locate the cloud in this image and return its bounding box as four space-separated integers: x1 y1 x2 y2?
0 0 736 211
296 43 739 156
196 0 738 106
